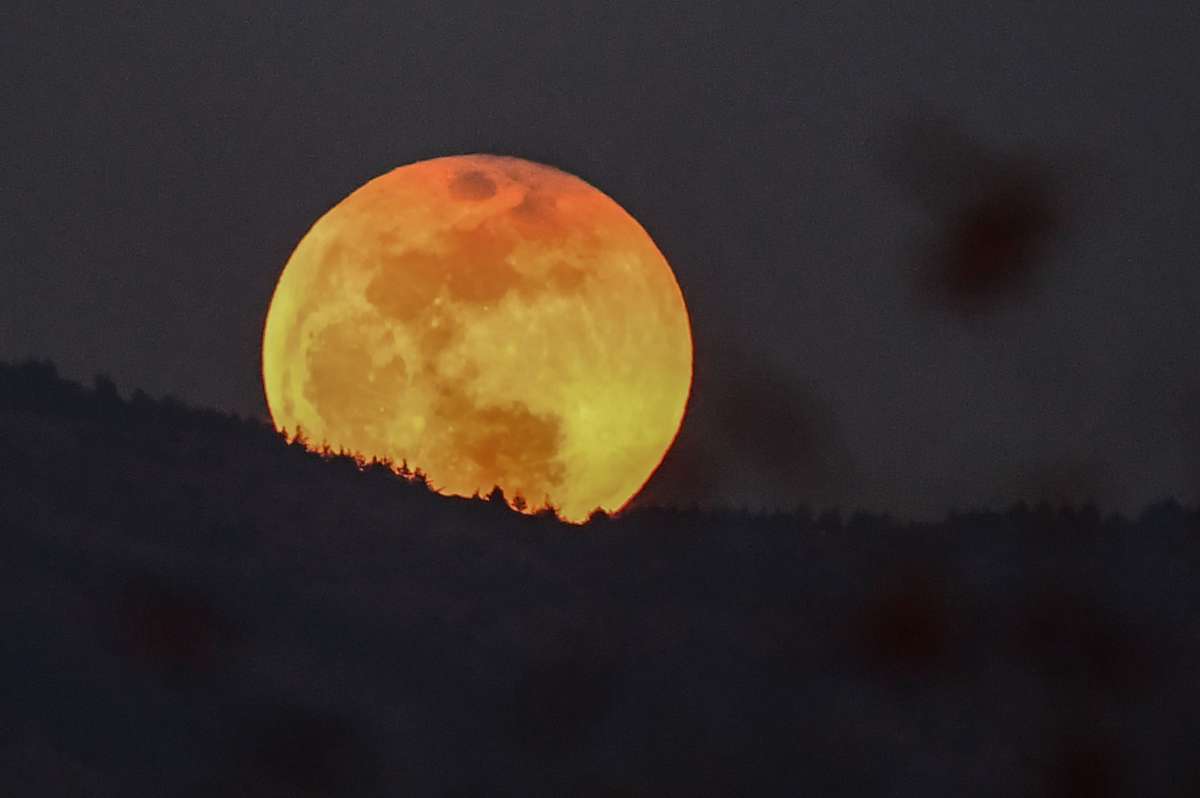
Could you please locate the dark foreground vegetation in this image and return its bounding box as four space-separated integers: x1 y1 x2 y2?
2 359 1198 796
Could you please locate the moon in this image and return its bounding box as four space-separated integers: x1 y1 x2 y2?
262 155 692 521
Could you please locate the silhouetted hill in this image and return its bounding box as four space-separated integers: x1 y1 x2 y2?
2 359 1198 795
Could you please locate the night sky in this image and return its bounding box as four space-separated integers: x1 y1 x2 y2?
4 1 1197 518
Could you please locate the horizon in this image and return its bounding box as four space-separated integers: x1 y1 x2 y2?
4 355 1192 525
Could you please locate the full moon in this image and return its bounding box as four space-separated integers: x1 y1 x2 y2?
262 155 692 521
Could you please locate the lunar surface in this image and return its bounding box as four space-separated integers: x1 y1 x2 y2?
262 155 692 521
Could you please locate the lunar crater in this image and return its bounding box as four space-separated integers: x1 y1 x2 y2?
449 169 498 201
449 398 567 499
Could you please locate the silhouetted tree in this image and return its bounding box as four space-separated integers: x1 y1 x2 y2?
532 500 560 521
585 508 610 525
290 425 309 448
1139 497 1185 527
816 506 843 532
92 372 120 401
410 467 431 490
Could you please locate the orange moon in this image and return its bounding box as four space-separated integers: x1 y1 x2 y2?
262 155 692 521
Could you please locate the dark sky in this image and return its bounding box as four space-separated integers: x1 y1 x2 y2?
3 1 1197 517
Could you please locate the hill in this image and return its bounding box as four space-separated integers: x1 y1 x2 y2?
2 359 1198 795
